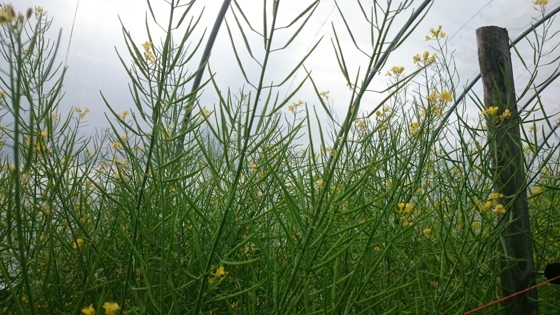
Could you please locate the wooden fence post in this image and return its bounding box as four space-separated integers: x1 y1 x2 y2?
476 26 538 314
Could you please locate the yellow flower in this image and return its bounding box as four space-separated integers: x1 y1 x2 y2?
423 228 431 237
102 302 120 315
428 91 438 103
119 110 129 119
391 66 405 74
409 121 420 134
0 5 15 24
490 192 504 200
81 107 90 119
40 202 50 215
40 130 48 138
427 25 447 40
413 54 421 63
354 119 366 130
439 90 453 102
373 246 381 252
142 41 152 51
471 221 481 230
200 107 212 118
398 203 414 214
215 265 226 277
288 105 295 113
534 0 548 5
499 109 511 120
481 106 499 117
120 135 128 141
35 6 44 14
82 304 95 315
423 51 430 61
112 142 123 150
531 186 543 195
428 54 437 64
493 204 506 214
73 238 84 249
142 42 156 63
481 201 493 212
316 179 324 189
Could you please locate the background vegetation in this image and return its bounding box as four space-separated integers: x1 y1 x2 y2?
1 1 559 314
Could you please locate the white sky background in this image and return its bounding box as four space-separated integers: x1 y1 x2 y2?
13 0 560 145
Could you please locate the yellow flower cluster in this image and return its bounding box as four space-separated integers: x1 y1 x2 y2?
142 41 156 63
413 51 437 65
426 25 446 41
409 121 420 135
531 186 543 195
288 100 304 113
398 203 414 227
200 106 212 118
524 144 535 153
481 106 511 120
475 200 492 212
0 5 15 24
82 302 120 315
427 90 453 104
387 66 405 76
474 192 506 214
481 106 499 116
73 107 90 119
73 238 84 249
534 0 548 5
490 192 504 200
499 109 511 119
119 110 129 119
471 221 481 230
208 265 227 285
438 91 453 103
215 265 226 277
493 204 506 214
354 119 366 130
375 106 390 120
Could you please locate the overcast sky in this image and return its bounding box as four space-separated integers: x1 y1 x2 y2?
14 0 560 142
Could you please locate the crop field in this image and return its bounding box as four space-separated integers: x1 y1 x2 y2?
1 1 560 314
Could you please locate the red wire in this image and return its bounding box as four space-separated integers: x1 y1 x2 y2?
464 274 560 315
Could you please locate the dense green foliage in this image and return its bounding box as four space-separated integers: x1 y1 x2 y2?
1 1 559 314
